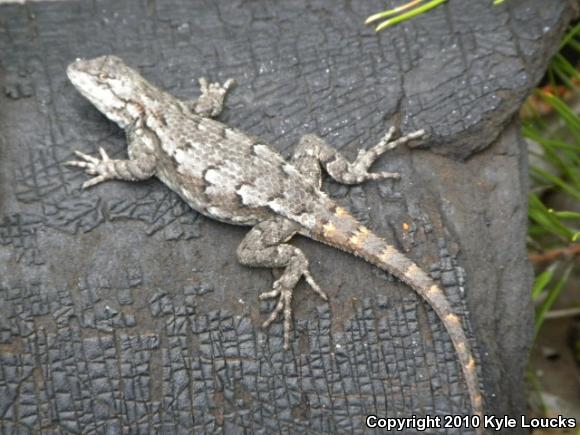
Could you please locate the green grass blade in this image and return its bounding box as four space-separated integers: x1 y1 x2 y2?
550 56 580 90
558 22 580 50
528 194 575 241
375 0 447 32
552 211 580 220
537 91 580 140
365 0 424 24
531 167 580 201
567 37 580 53
535 264 573 337
532 266 556 300
524 132 580 153
535 139 580 187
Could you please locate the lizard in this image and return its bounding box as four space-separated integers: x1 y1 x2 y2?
65 55 484 427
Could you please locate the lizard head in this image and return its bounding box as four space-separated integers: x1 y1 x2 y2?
67 55 145 128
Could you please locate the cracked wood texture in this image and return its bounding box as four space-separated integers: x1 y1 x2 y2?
0 0 575 433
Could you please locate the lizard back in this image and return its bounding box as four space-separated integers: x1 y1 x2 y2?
134 94 333 229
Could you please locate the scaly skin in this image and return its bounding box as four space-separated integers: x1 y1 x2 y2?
65 55 484 430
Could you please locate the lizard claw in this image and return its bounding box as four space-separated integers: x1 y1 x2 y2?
259 269 327 349
346 128 427 183
377 126 396 149
65 148 113 188
198 77 236 96
67 150 99 166
98 147 111 162
222 78 236 91
303 270 327 301
198 77 209 90
82 175 108 189
260 281 293 349
193 77 236 117
366 171 401 181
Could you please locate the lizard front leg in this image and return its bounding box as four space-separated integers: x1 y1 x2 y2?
237 217 328 349
295 127 426 185
188 77 235 118
65 136 157 189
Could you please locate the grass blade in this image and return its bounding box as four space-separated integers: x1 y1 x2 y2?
528 194 576 241
374 0 447 32
558 22 580 50
365 0 424 24
534 264 573 337
532 266 556 300
530 167 580 201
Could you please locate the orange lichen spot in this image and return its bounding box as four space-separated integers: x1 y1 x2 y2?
335 206 349 217
323 222 337 237
402 222 410 232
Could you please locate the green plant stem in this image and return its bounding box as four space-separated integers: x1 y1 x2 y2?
365 0 423 24
374 0 447 32
534 264 573 338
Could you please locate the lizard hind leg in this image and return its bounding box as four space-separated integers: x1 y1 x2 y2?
294 127 426 185
236 217 328 349
291 137 324 187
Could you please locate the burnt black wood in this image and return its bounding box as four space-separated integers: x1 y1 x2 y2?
0 0 574 433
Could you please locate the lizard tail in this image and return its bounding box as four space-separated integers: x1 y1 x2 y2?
307 203 484 427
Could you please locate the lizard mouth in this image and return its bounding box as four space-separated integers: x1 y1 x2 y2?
66 58 84 81
66 55 121 101
66 55 133 129
67 56 109 78
66 61 97 97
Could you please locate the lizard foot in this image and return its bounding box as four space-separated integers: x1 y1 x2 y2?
199 77 236 98
260 269 328 349
65 148 113 189
193 77 236 117
347 127 427 182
